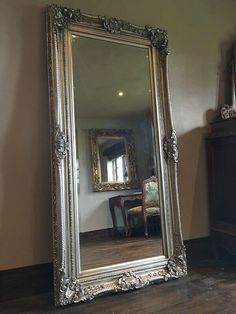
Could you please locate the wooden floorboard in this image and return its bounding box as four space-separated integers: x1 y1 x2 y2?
80 235 163 270
1 255 236 313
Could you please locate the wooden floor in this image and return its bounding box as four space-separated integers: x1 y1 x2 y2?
1 254 236 313
80 235 163 270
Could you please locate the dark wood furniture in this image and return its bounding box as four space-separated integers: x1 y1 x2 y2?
109 193 142 236
206 118 236 256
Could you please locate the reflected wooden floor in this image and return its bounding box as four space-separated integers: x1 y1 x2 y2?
80 234 163 270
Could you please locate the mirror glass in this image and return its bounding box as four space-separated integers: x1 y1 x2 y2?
97 136 128 183
89 128 138 191
72 35 163 271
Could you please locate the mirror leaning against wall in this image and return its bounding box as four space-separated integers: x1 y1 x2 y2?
47 4 187 307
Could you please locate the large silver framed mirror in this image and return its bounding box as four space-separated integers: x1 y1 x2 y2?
47 4 186 307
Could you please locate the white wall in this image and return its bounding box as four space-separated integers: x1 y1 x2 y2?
1 0 236 270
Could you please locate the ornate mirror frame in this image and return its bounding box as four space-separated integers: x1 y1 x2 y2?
90 128 138 191
47 4 187 307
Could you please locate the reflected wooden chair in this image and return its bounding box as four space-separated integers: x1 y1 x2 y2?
127 176 160 237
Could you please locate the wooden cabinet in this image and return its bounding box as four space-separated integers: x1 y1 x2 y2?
206 118 236 256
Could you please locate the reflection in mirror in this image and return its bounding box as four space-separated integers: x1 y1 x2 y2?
89 128 138 191
72 35 163 271
98 137 127 183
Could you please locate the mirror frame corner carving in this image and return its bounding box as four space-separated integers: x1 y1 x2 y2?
47 4 187 307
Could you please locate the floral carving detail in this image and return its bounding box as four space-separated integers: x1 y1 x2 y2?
99 16 129 34
49 4 82 31
221 104 236 120
59 271 150 305
58 258 187 306
55 126 69 164
166 244 187 279
163 129 178 163
99 16 168 55
145 26 168 55
49 5 168 54
59 267 105 306
60 278 100 305
115 272 149 291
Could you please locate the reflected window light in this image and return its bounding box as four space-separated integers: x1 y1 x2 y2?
107 154 127 182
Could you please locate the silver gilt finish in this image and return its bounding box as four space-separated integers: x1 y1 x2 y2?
47 4 186 307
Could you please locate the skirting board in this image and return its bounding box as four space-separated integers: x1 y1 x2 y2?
0 263 53 302
0 237 210 302
184 237 211 260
